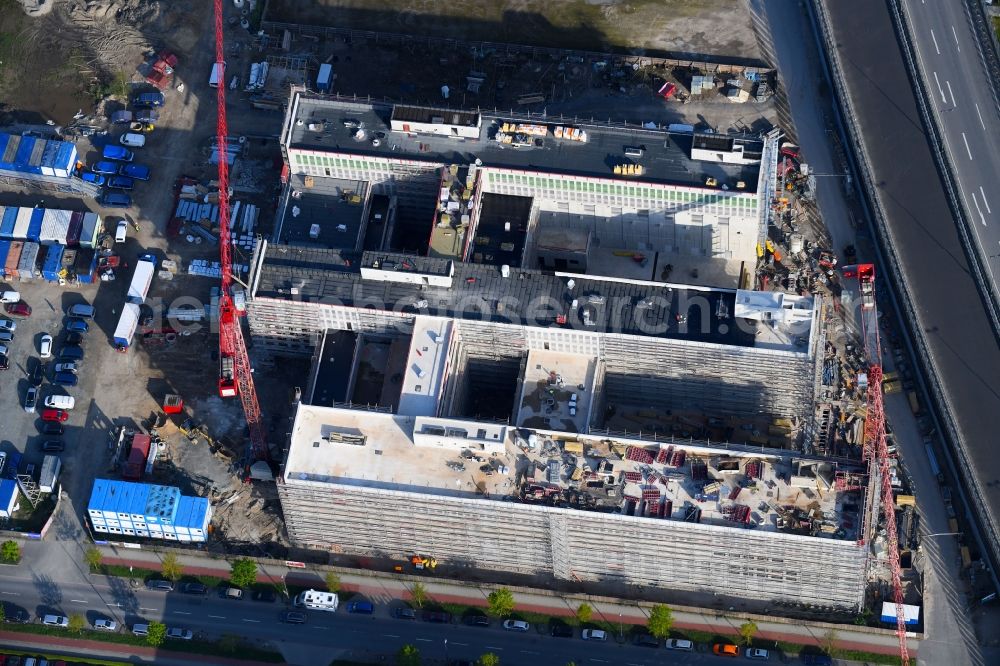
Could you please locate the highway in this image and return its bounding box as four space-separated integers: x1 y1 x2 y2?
904 0 1000 292
821 0 1000 607
0 571 762 666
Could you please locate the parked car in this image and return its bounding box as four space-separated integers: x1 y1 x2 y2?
41 440 65 453
107 175 135 190
0 344 7 356
0 318 16 332
53 362 77 374
0 355 7 370
132 623 150 636
53 372 78 386
223 586 243 600
24 386 38 413
115 219 128 243
745 648 769 660
251 589 277 603
93 618 118 631
64 331 84 345
422 610 451 623
502 620 530 632
5 301 31 317
68 303 96 318
1 601 29 623
120 132 146 148
132 92 165 108
345 600 374 614
59 345 85 361
146 579 174 592
93 160 120 175
393 607 417 620
166 627 193 640
41 409 69 422
44 395 75 410
100 192 132 208
581 629 607 641
463 613 490 627
39 333 52 358
41 422 63 436
119 163 151 180
549 622 573 638
0 290 20 303
30 360 45 386
665 639 694 650
180 582 208 595
80 171 106 185
713 643 739 657
42 614 69 627
0 330 13 342
102 144 134 162
283 611 307 624
65 318 89 333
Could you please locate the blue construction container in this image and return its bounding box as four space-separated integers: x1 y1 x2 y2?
0 240 10 269
27 207 44 241
0 133 76 178
41 243 64 281
14 136 34 168
75 248 97 283
0 207 14 238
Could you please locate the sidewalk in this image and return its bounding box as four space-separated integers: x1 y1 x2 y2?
97 545 911 658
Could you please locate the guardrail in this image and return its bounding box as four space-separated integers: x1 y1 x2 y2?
965 0 1000 110
807 0 1000 591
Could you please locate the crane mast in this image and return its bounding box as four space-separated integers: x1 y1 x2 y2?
213 0 269 465
843 263 908 666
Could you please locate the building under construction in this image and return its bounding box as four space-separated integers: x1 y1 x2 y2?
246 89 875 610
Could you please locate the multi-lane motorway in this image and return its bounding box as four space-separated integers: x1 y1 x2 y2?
905 0 1000 290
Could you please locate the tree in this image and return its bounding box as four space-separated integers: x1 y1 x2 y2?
84 547 103 572
820 629 840 657
646 604 674 639
477 654 501 666
0 540 20 564
68 614 86 634
161 553 183 582
229 558 257 588
324 571 341 593
410 582 428 608
146 621 166 647
487 587 515 618
738 620 758 646
575 602 592 624
396 644 421 666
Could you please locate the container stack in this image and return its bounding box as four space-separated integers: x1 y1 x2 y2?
0 132 77 179
0 207 15 237
67 212 83 246
41 244 64 281
27 208 44 242
80 212 101 248
5 241 22 278
13 208 31 238
75 249 98 284
40 208 72 244
17 241 39 280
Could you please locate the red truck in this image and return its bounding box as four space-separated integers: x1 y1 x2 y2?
123 433 151 480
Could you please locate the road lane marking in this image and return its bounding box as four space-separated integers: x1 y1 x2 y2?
140 608 157 612
952 25 961 52
208 615 226 619
1 592 20 596
930 29 940 54
415 638 432 642
383 634 401 638
975 103 987 130
70 599 88 604
451 642 468 646
106 603 123 608
174 611 191 615
242 619 260 623
972 191 987 226
933 71 947 103
589 660 609 664
961 132 973 160
520 650 540 655
980 186 992 214
485 646 504 651
946 80 956 106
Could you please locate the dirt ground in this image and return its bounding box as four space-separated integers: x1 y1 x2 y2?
267 0 763 60
0 0 206 124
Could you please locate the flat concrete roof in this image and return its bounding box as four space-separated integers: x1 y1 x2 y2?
285 95 761 192
277 174 368 250
284 402 862 537
516 351 597 433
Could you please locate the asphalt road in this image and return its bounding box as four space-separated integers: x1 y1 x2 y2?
824 0 1000 591
903 0 1000 283
0 573 778 666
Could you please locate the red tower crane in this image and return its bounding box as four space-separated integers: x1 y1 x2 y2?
842 262 909 666
212 0 269 465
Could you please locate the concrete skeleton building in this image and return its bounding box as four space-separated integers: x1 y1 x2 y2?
246 90 873 610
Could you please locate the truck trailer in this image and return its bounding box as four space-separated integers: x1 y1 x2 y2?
113 302 141 350
126 254 157 304
123 433 151 480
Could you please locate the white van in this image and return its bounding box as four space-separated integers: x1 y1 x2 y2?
210 62 227 88
581 629 607 641
44 395 75 410
0 291 20 304
293 589 339 611
120 133 146 148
